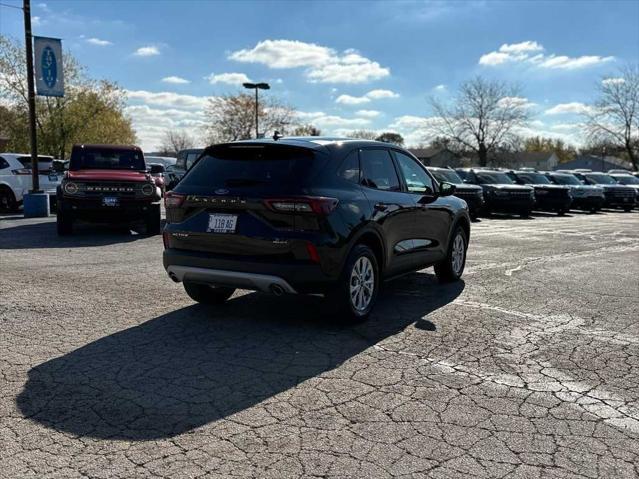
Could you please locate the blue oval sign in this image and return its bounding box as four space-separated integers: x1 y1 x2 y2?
41 46 57 88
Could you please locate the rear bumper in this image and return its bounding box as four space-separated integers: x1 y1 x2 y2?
163 248 333 294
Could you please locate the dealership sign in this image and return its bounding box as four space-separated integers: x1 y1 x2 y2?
34 36 64 97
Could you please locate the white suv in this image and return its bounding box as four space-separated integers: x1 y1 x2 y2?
0 153 62 212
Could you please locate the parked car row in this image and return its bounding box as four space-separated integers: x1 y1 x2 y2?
427 166 636 218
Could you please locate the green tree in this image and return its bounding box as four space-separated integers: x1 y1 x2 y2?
375 132 404 145
0 35 135 159
523 136 577 163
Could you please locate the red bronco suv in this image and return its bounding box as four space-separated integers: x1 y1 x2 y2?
56 144 162 235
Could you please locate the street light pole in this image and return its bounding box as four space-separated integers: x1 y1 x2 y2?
242 82 270 139
23 0 40 192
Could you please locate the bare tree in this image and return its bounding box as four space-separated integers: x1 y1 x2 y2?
375 132 404 146
202 93 294 143
585 65 639 171
291 124 321 136
159 129 195 156
429 76 531 166
344 130 378 140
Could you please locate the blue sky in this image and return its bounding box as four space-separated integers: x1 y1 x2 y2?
2 0 638 150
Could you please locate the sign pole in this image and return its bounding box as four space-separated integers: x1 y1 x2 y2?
23 0 40 192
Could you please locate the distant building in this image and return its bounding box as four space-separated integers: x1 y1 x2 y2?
489 151 559 170
555 155 632 172
409 147 464 167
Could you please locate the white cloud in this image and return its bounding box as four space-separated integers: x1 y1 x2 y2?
602 77 625 86
161 76 190 84
229 40 389 84
86 37 112 46
366 89 399 99
134 46 160 57
433 84 446 92
32 16 42 27
126 90 213 110
206 72 251 85
335 89 399 105
336 95 370 105
295 111 371 129
479 41 613 70
388 115 448 146
355 110 381 118
545 102 594 115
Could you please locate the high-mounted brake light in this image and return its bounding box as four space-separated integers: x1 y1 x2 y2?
264 197 338 215
164 192 186 208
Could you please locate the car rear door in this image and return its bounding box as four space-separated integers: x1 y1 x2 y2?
393 150 452 265
358 148 418 277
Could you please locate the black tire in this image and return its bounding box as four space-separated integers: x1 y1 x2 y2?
0 187 18 213
328 244 379 323
557 209 566 216
623 206 633 212
183 282 235 304
56 208 73 235
145 204 161 235
519 209 531 218
435 226 468 283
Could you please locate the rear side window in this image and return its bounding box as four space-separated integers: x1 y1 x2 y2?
0 157 9 170
360 149 400 191
179 145 316 189
337 151 360 183
186 152 200 170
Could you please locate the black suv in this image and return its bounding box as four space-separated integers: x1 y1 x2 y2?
427 167 484 220
545 172 604 213
165 148 204 191
455 168 535 217
506 170 572 215
571 171 636 211
163 138 471 321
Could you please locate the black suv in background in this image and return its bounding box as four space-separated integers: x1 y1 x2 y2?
455 168 535 217
609 173 639 199
163 138 471 321
544 171 604 213
506 170 572 215
427 167 484 220
165 148 204 191
571 171 636 211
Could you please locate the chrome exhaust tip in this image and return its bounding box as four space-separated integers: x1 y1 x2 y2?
168 272 179 283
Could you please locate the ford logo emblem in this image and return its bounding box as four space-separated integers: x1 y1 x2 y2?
215 188 229 195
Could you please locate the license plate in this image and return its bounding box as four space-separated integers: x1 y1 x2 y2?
207 214 237 233
48 173 58 181
102 196 119 207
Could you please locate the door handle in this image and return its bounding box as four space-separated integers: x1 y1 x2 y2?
374 203 388 212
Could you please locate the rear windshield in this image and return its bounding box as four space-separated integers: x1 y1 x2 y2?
18 156 54 170
614 175 639 185
516 172 551 184
70 148 145 171
179 145 316 189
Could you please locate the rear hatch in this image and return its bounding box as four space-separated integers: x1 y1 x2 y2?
16 156 61 191
166 143 331 260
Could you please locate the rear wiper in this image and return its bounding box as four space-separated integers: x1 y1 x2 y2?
224 178 267 186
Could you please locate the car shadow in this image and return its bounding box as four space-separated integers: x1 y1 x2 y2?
17 273 464 440
0 219 165 249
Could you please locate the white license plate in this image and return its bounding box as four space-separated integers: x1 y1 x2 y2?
207 214 237 233
102 196 119 207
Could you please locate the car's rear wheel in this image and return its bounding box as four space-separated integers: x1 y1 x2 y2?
145 204 161 235
183 282 235 305
56 209 73 235
329 244 379 322
435 226 467 283
0 187 18 213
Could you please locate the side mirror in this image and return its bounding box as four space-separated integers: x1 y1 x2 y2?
439 182 456 196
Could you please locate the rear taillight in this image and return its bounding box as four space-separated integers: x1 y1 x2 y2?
164 192 186 208
305 242 320 263
264 197 338 215
11 169 31 175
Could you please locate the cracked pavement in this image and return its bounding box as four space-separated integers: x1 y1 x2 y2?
1 211 638 478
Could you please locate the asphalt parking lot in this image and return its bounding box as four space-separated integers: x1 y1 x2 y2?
1 211 638 478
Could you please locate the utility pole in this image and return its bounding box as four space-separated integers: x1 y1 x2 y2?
23 0 40 192
242 82 270 139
